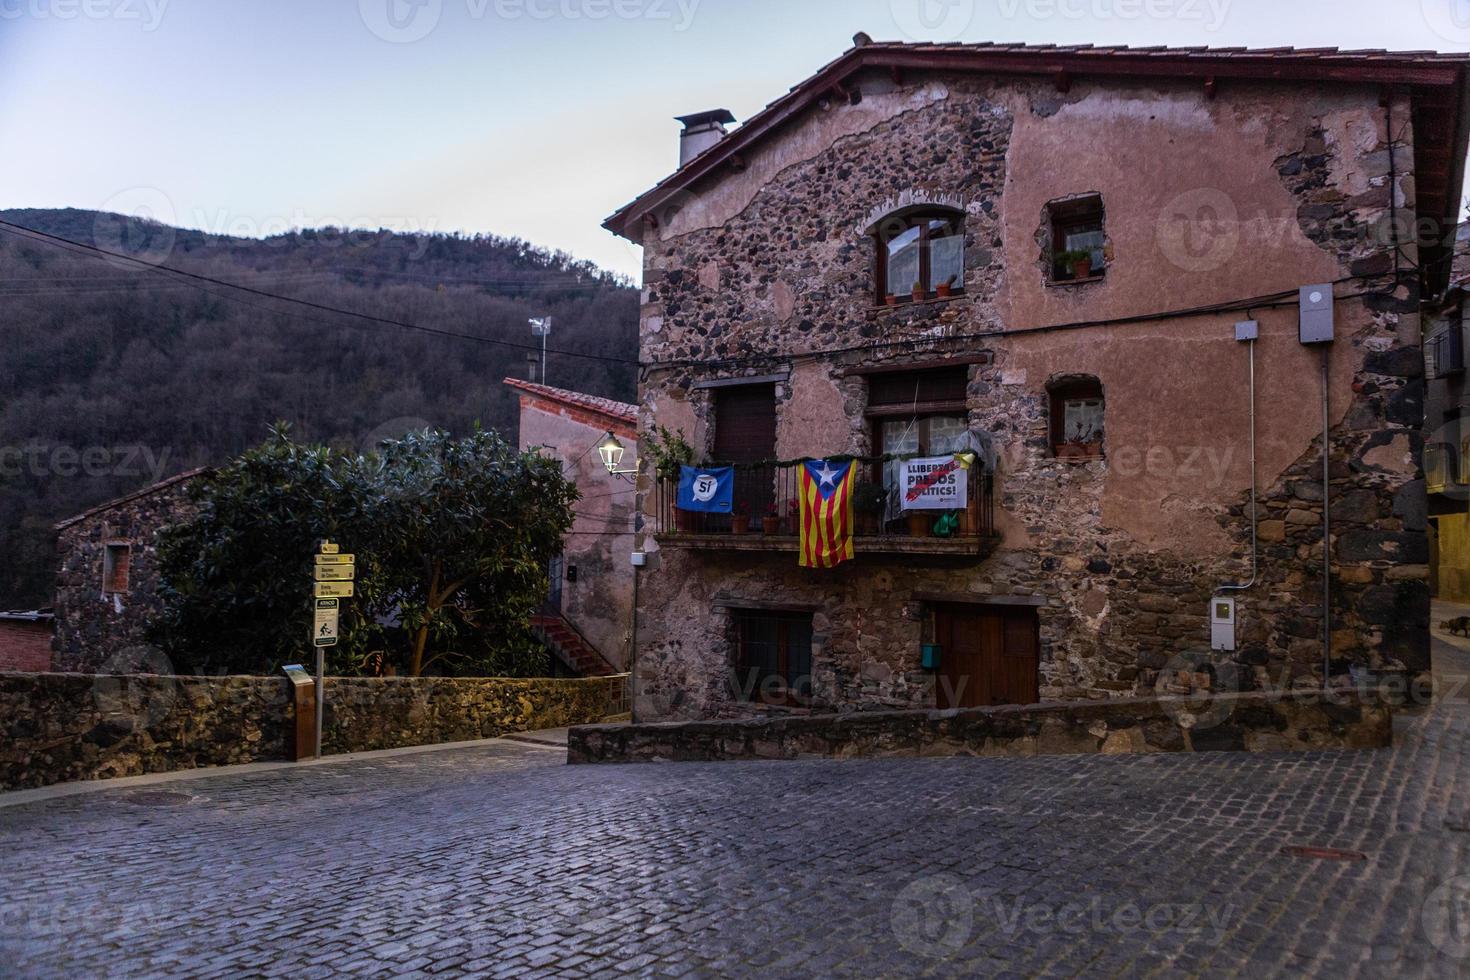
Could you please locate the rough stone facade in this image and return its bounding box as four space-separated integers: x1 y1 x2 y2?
568 690 1391 763
0 672 628 790
612 51 1450 721
52 471 203 674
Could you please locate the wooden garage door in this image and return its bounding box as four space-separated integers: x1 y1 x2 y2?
935 605 1040 709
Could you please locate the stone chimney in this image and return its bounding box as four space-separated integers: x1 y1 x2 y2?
676 109 736 168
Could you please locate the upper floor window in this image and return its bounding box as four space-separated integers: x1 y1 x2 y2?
1429 325 1465 378
1048 376 1105 460
1047 194 1106 283
102 543 131 594
875 209 965 305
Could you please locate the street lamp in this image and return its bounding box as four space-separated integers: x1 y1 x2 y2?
598 431 637 480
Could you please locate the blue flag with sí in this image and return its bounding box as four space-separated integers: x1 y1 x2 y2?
676 466 734 513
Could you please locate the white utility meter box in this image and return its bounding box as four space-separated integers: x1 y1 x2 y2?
1211 597 1237 652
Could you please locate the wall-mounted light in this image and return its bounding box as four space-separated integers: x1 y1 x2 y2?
598 432 637 480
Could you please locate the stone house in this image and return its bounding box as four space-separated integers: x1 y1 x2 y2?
52 469 206 673
603 39 1470 721
505 378 638 674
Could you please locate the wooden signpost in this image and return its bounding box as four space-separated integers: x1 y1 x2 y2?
310 540 356 758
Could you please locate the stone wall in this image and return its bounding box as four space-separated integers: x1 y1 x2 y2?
568 691 1391 764
53 474 200 674
0 672 628 790
630 70 1427 719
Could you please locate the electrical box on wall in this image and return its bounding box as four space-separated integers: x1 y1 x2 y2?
1210 597 1237 652
1299 284 1334 344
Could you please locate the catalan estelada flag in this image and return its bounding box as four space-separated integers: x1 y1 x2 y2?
798 458 856 569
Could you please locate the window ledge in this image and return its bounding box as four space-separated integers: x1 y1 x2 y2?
1047 274 1107 288
870 293 967 312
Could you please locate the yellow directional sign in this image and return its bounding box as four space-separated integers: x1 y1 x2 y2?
314 554 355 565
314 581 355 599
320 542 340 555
314 564 356 582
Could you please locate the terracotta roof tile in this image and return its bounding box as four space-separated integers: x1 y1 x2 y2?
503 378 639 428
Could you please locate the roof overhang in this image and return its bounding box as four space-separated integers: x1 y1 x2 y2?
604 42 1470 295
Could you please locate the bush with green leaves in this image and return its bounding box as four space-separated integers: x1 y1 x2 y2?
151 423 576 677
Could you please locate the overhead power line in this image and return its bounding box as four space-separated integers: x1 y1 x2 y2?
0 219 640 367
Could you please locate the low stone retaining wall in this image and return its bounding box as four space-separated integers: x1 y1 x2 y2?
0 672 628 790
567 691 1390 764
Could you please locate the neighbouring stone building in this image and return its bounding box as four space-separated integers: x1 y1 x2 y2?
52 469 206 673
603 39 1470 721
1424 235 1470 603
505 378 638 674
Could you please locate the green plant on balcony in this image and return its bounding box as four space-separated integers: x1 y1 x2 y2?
646 425 696 482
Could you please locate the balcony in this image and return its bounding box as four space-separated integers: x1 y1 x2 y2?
653 458 1000 561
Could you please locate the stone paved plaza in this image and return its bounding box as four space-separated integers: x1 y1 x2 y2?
4 634 1470 978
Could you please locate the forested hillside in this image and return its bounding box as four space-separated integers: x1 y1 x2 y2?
0 209 639 607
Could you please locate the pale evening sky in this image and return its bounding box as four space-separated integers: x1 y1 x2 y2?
1 0 1467 281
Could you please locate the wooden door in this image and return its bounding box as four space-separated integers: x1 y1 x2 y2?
935 605 1039 709
713 384 777 519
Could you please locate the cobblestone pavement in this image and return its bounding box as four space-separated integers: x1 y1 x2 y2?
5 639 1470 978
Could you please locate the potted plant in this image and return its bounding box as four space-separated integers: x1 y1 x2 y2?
911 280 926 304
731 502 751 535
853 482 888 535
936 274 958 299
884 293 899 307
648 425 698 530
1058 419 1102 459
762 501 781 536
906 510 931 538
1059 248 1094 280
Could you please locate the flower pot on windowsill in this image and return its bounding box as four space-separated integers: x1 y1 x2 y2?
1057 442 1101 461
1072 258 1093 280
731 514 751 535
936 283 954 299
906 512 931 537
884 294 899 307
761 516 781 535
911 286 926 304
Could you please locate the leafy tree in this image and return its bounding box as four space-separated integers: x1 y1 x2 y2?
372 428 578 677
151 424 576 677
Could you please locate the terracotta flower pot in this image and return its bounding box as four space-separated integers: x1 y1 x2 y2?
731 514 751 535
906 512 930 537
762 516 781 535
912 287 926 303
1074 258 1093 279
937 283 953 299
885 294 898 307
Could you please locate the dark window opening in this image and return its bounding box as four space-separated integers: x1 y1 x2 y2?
1430 327 1465 377
1048 195 1106 282
731 611 813 706
874 210 965 304
102 543 131 594
1048 377 1105 459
